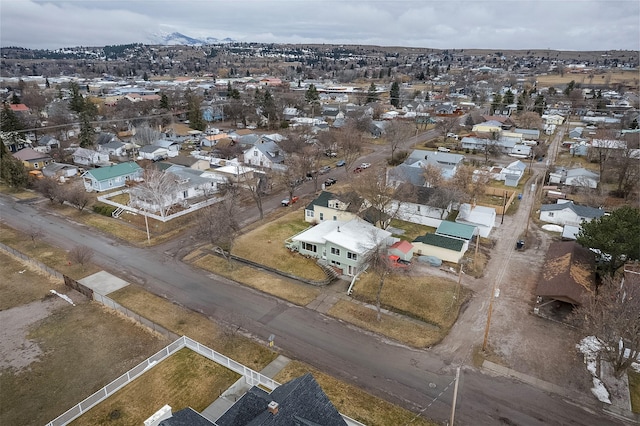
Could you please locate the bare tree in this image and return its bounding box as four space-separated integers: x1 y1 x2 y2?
133 123 162 146
384 120 413 164
360 230 394 321
570 272 640 379
68 245 94 271
130 167 181 219
588 129 618 179
422 163 445 188
447 164 488 203
244 170 270 220
27 227 44 248
435 116 460 142
198 196 240 262
35 176 62 202
276 156 306 203
513 111 542 129
336 120 364 173
66 182 90 211
611 145 640 199
351 169 399 228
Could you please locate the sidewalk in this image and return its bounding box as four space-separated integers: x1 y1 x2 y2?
201 355 291 423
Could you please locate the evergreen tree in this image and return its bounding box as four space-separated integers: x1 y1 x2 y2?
143 72 149 81
366 83 378 103
186 91 205 131
491 93 503 114
389 81 400 108
0 134 28 189
78 112 95 148
45 78 50 89
503 89 515 105
533 94 545 115
304 84 319 105
1 104 23 132
160 93 170 110
69 82 85 114
11 93 21 104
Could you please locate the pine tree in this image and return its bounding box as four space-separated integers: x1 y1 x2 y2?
160 93 169 110
78 112 95 148
389 81 400 108
366 83 378 103
1 104 23 132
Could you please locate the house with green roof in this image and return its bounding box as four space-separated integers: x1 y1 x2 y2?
412 233 467 264
82 161 143 192
436 220 477 241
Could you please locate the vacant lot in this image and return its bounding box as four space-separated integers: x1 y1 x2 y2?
536 70 639 88
232 211 327 281
274 360 436 426
0 254 169 426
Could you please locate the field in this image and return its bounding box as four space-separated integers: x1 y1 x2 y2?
535 70 639 88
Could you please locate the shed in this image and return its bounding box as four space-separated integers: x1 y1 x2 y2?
436 220 477 241
388 240 414 261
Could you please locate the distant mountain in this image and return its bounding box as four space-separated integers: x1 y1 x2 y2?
146 31 234 46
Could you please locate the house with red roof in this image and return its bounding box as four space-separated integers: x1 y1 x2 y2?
388 240 414 262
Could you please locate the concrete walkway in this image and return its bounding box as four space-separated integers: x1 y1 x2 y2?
201 355 291 423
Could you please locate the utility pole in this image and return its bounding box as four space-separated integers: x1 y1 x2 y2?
450 367 461 426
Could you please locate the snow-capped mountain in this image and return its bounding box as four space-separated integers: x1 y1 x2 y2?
146 31 234 46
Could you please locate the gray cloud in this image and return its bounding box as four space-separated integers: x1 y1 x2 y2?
2 0 638 50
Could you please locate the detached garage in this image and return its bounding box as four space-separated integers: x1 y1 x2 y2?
412 233 466 264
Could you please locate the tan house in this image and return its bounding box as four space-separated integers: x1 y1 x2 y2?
304 191 361 224
12 147 52 170
412 233 467 264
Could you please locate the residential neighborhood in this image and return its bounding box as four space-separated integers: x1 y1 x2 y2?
1 33 639 426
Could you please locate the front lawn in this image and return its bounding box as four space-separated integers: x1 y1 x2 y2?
233 212 327 281
351 271 469 334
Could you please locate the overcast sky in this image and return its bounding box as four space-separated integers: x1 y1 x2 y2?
2 0 639 51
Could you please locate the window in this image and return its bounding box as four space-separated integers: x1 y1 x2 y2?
34 163 39 169
302 242 317 253
331 247 340 256
333 216 337 221
417 205 421 213
319 213 324 221
253 150 258 156
347 252 357 260
548 212 554 217
306 210 314 218
331 260 341 266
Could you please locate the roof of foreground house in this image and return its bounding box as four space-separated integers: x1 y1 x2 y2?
216 373 347 426
84 161 141 181
540 201 605 219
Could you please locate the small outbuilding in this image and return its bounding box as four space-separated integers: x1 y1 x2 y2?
388 240 414 262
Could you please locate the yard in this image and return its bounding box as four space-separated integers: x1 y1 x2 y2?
70 349 240 426
0 253 170 426
232 211 327 281
349 271 470 346
388 218 435 242
274 361 437 426
630 369 640 414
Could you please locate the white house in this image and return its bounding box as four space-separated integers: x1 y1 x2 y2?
304 191 361 224
389 184 451 228
500 160 527 187
72 147 110 167
243 139 285 169
288 218 392 276
564 168 600 189
387 150 465 187
539 200 605 226
456 204 496 237
139 145 170 161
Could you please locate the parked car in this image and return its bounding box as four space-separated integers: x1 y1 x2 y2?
360 162 371 169
324 178 337 187
353 167 363 173
281 196 300 207
437 147 451 152
319 165 331 174
336 160 346 167
325 151 337 157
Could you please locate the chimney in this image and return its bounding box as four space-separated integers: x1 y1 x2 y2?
337 226 340 232
267 401 279 415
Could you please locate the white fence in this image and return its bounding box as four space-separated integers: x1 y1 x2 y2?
97 189 221 222
44 336 280 426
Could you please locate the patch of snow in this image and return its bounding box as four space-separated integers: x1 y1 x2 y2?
50 290 75 306
632 362 640 373
542 224 563 233
577 336 611 404
591 377 611 404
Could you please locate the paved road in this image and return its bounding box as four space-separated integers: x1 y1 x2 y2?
0 193 627 425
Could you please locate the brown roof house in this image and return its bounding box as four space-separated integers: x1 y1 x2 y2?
536 241 595 307
13 147 52 170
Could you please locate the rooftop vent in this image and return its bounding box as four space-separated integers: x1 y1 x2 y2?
267 401 279 415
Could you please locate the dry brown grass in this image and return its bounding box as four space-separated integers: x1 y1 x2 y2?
192 254 320 306
536 70 638 87
388 219 435 242
352 272 467 333
629 370 640 414
0 184 40 199
0 297 169 426
70 348 240 426
0 223 100 280
328 300 441 348
108 284 276 370
273 360 437 426
233 212 327 281
0 251 68 310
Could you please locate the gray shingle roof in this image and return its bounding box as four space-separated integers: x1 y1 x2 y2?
540 202 605 219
